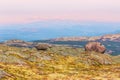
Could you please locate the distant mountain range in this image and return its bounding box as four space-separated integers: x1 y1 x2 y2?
0 21 120 41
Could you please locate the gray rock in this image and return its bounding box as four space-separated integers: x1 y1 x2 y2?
34 43 52 51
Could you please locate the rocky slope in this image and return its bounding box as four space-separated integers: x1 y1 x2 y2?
50 34 120 42
0 44 119 80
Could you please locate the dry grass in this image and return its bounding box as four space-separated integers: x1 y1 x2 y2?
0 44 119 80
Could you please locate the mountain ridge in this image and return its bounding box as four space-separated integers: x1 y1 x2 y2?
50 33 120 42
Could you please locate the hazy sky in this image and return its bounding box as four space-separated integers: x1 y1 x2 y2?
0 0 120 24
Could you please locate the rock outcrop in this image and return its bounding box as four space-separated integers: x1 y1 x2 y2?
84 42 106 53
80 52 113 65
4 40 33 48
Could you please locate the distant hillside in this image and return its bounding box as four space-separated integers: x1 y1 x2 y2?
50 34 120 42
33 34 120 56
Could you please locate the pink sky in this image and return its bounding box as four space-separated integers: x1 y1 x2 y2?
0 0 120 24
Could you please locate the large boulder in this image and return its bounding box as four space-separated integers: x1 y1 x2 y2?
85 42 106 53
34 43 51 51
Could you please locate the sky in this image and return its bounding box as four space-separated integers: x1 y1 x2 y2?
0 0 120 24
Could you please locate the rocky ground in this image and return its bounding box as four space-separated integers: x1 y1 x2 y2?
0 43 119 80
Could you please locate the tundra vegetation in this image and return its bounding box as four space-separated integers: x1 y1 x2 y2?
0 44 119 80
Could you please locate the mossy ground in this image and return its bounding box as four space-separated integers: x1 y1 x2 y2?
0 44 119 80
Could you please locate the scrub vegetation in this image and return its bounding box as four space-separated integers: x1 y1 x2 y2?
0 44 119 80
